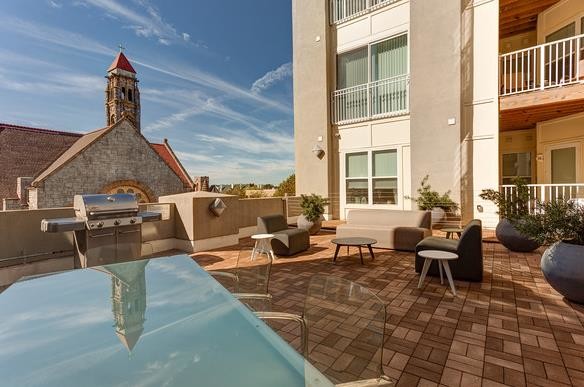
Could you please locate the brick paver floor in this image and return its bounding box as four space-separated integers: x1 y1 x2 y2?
192 231 584 387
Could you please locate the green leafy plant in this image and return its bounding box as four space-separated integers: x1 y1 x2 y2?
274 174 295 197
479 178 530 221
406 175 458 212
300 194 329 222
514 199 584 246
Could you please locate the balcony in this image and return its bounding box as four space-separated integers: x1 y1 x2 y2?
500 34 584 96
329 0 399 24
331 74 409 125
499 34 584 131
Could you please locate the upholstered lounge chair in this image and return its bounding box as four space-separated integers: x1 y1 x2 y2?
415 219 483 282
257 214 310 256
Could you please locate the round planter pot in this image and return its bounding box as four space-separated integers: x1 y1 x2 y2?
298 215 322 235
496 218 540 252
541 241 584 304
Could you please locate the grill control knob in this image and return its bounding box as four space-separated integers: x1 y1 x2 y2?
97 222 104 228
130 218 136 224
114 220 120 226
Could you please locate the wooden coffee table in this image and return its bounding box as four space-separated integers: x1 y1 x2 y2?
442 227 464 239
331 237 377 264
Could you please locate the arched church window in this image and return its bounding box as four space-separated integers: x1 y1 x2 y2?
121 87 126 99
128 89 133 102
103 183 151 204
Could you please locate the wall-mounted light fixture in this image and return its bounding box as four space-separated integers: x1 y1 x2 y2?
312 144 325 159
209 198 227 217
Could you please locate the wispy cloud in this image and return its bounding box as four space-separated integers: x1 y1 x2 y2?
80 0 188 46
47 0 63 8
251 62 292 94
0 69 104 94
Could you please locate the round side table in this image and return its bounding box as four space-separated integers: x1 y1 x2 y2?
417 250 458 295
251 234 276 261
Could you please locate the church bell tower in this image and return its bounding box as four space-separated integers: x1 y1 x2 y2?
105 47 141 131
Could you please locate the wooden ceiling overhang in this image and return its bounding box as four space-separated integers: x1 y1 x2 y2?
499 83 584 131
500 0 562 38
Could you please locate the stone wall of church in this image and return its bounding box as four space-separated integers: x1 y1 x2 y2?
28 121 186 209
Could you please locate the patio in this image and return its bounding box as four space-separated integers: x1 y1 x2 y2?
193 231 584 387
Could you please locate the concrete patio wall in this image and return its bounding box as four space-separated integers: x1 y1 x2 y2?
160 192 286 253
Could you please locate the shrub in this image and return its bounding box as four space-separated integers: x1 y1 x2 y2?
300 194 329 222
514 199 584 246
275 174 295 197
407 175 458 212
479 178 530 221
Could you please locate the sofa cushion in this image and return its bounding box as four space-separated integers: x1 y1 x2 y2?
336 224 428 251
272 228 310 256
346 209 431 229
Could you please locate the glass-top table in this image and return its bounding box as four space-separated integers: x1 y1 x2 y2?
0 254 333 387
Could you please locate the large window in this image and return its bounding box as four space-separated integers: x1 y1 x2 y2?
334 34 409 123
346 149 398 205
501 152 532 185
337 34 408 88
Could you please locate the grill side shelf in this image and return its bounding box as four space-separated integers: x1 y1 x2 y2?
40 218 86 233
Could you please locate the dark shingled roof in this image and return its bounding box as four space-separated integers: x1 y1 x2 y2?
0 123 82 201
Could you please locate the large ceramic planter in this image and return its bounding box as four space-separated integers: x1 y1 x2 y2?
496 218 540 252
298 215 322 235
541 241 584 304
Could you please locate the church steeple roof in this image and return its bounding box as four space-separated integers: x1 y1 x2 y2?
107 52 136 74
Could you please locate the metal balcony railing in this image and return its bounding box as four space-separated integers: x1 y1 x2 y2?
500 183 584 213
329 0 398 24
500 34 584 96
332 74 409 125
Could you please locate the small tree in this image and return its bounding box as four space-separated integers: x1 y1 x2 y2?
300 194 329 222
275 174 295 197
479 178 530 221
223 185 247 198
407 175 458 212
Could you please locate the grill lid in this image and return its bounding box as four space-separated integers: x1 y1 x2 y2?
74 194 139 218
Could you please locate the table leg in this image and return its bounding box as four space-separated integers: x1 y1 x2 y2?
358 246 364 265
456 232 462 239
367 244 375 260
441 261 457 296
418 258 432 289
346 246 349 256
446 232 452 239
251 240 259 261
333 244 341 264
438 260 444 284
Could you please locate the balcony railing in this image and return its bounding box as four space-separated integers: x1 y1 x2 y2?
329 0 398 24
332 74 409 125
500 34 584 96
500 183 584 213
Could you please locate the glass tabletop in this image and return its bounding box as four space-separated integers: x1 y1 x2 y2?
0 254 333 387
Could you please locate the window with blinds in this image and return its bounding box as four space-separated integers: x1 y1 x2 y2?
371 34 408 81
337 47 368 89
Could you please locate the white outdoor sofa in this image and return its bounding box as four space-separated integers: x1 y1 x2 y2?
336 209 432 251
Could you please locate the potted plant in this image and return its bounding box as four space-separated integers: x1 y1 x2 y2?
407 175 458 225
514 199 584 304
479 178 540 252
297 194 329 235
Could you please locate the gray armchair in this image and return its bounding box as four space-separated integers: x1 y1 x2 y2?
415 219 483 282
257 214 310 256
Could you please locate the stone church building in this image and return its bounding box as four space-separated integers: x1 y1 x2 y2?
0 51 193 210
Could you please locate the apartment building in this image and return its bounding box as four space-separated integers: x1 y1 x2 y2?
293 0 584 227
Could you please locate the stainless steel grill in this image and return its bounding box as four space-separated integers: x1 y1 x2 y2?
41 194 161 268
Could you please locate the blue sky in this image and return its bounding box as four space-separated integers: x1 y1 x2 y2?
0 0 293 184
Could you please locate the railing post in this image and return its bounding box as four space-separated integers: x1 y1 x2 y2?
540 44 545 90
577 36 581 81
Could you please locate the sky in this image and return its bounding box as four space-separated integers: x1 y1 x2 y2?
0 0 294 185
